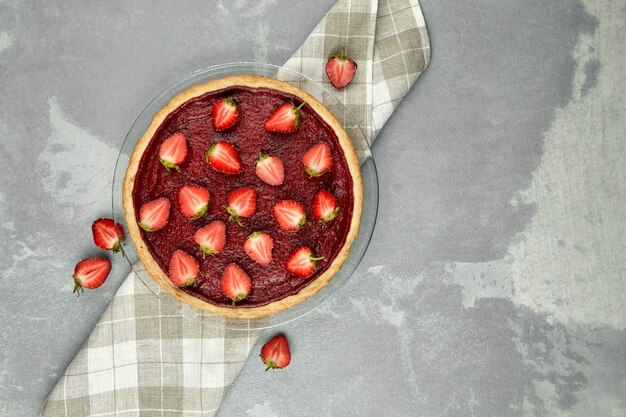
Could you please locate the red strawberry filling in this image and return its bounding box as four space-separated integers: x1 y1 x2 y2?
132 86 355 307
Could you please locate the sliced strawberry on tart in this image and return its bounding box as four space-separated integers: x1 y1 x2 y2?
168 250 199 287
273 200 307 232
220 263 252 305
244 232 274 266
123 75 363 318
303 142 333 177
224 187 256 227
286 246 323 279
205 141 243 174
194 221 226 256
313 190 340 222
255 153 284 186
212 98 239 131
264 101 305 133
159 133 187 172
178 184 211 220
138 197 170 232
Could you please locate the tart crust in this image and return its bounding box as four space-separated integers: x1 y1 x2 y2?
123 75 363 318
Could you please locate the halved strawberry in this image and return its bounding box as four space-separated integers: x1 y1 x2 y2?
212 98 239 131
224 187 256 227
159 133 187 172
325 48 357 89
178 184 211 220
92 218 125 255
194 221 226 256
273 200 306 231
244 232 274 266
264 101 306 133
255 153 284 186
260 334 291 371
302 142 333 177
220 263 252 305
139 197 170 232
205 141 243 174
168 249 199 287
72 257 111 295
313 190 340 222
286 246 323 278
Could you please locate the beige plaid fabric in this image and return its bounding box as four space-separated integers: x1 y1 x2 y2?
284 0 430 143
40 268 263 417
40 0 429 416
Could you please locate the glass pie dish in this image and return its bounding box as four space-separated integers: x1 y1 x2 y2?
112 62 378 330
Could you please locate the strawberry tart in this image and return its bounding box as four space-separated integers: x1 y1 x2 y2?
123 75 363 318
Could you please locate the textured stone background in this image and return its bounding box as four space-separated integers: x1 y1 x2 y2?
1 0 625 416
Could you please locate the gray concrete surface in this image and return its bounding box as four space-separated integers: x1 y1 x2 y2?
1 0 625 416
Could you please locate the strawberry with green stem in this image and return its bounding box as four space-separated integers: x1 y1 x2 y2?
212 97 239 131
72 257 111 295
244 232 274 266
264 101 306 133
313 190 340 222
168 249 199 287
220 263 252 306
139 197 170 232
260 334 291 371
302 142 333 177
224 187 256 227
205 141 243 174
194 221 226 257
92 218 126 256
255 152 284 186
325 48 357 89
273 200 307 232
159 133 187 172
178 184 211 220
286 246 324 278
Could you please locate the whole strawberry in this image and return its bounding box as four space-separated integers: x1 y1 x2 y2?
260 334 291 371
325 48 357 89
72 257 111 295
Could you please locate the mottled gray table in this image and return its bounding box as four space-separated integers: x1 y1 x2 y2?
1 0 625 416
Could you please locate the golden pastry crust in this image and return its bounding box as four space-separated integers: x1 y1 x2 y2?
123 75 363 318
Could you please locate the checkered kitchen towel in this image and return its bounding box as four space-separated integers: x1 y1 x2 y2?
40 1 429 416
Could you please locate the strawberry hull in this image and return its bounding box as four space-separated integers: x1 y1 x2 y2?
133 86 355 307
